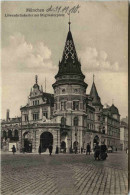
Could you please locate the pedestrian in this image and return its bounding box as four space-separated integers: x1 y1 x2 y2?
49 144 53 156
75 146 77 154
94 142 100 160
86 143 91 155
81 147 83 154
12 145 16 155
38 145 41 155
100 142 107 153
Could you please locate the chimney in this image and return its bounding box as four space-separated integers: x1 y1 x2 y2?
6 109 10 121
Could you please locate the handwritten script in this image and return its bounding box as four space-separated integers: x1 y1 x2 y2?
26 5 80 14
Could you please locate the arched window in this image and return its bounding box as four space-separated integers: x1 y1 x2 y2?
74 117 78 126
8 130 12 138
61 117 66 126
3 131 6 138
14 130 18 137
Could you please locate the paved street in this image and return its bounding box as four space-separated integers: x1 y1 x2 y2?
1 151 128 195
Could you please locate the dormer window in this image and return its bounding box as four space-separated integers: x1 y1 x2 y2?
33 100 39 106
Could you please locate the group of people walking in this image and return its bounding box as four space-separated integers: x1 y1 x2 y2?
73 143 91 154
11 142 108 159
94 142 107 160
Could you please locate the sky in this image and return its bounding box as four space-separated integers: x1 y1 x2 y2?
1 1 128 119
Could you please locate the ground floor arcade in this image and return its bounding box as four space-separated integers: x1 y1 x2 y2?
1 124 121 153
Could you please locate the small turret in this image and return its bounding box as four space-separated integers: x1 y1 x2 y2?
90 75 102 107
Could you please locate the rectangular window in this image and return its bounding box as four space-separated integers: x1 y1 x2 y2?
25 115 28 121
61 101 66 111
61 102 64 110
73 101 79 110
64 102 66 110
43 112 48 119
33 113 39 120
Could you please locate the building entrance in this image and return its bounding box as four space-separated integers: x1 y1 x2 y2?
24 139 32 153
40 132 53 152
23 132 32 153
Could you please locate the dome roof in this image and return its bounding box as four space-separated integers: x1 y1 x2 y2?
109 104 119 115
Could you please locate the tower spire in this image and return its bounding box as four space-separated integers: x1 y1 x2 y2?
93 74 95 83
112 99 114 105
68 12 71 31
45 77 46 92
35 75 38 84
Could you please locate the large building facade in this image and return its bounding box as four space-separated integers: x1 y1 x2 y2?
1 23 121 153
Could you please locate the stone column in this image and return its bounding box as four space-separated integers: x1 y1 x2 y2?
53 130 57 154
48 106 51 119
40 107 42 120
32 129 36 153
29 110 32 121
35 130 40 153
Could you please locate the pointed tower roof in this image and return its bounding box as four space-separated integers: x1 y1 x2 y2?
55 21 85 79
90 77 102 106
109 104 119 115
33 75 40 89
61 30 78 64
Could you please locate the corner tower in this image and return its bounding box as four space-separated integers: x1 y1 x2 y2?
52 21 88 151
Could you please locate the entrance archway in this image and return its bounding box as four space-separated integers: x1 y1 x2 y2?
23 132 32 153
40 132 53 152
61 141 66 149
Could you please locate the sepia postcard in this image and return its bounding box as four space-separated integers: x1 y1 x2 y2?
1 1 128 195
